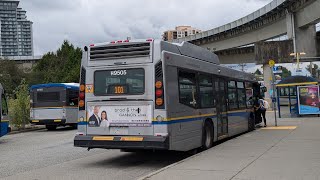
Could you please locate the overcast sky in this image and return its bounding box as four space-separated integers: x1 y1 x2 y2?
20 0 273 55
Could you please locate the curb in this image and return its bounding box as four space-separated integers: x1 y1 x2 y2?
9 127 46 135
137 150 207 180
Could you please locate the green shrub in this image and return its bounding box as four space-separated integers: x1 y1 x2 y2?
8 79 30 129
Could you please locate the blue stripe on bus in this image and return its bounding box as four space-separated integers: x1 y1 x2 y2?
153 111 249 125
78 122 88 125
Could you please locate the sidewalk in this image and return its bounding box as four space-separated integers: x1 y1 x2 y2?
9 124 45 134
140 113 320 180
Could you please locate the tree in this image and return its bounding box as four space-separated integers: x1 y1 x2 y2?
254 69 262 75
30 40 82 84
0 60 26 97
306 63 319 78
281 66 291 78
8 79 30 129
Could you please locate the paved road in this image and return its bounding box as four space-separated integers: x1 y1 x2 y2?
0 127 189 180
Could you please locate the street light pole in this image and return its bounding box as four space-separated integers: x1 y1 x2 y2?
290 52 306 72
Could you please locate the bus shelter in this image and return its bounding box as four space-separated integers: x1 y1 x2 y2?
275 76 320 118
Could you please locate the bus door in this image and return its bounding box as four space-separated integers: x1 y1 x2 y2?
214 78 228 139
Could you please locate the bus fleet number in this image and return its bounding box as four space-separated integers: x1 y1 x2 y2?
111 70 127 76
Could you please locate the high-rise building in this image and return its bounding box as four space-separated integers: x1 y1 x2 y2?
163 26 201 41
0 0 33 57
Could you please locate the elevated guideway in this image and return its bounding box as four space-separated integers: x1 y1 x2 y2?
173 0 320 64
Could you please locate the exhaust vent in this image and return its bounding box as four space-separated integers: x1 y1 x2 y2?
90 42 150 60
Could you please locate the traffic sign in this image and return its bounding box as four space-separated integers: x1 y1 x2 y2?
269 60 275 67
273 66 283 74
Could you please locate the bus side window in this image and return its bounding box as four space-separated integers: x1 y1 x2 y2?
1 94 8 115
228 81 238 110
199 74 214 108
237 82 246 109
68 90 78 106
178 70 198 108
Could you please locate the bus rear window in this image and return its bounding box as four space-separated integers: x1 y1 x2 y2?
37 92 60 102
94 68 145 95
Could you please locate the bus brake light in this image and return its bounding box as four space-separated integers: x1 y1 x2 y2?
79 92 85 100
156 89 163 97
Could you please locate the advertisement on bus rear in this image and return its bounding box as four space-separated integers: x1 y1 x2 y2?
297 85 320 115
87 105 152 127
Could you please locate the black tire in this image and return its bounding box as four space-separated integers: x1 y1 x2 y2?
202 121 214 150
46 125 57 131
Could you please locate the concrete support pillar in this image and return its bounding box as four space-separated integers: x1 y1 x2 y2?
295 25 317 57
263 64 272 106
286 12 317 57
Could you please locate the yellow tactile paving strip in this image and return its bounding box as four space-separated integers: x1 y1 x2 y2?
261 126 297 130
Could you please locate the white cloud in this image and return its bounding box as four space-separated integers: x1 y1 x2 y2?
19 0 272 55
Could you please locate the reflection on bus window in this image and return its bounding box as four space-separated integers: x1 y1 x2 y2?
199 74 214 108
237 82 246 108
178 71 197 108
68 90 78 106
228 88 238 110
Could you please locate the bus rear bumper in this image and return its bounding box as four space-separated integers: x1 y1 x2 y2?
30 119 66 125
74 135 169 150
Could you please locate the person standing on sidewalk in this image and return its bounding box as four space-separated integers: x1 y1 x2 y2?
257 96 268 127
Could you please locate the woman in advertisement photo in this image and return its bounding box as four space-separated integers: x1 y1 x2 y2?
100 110 110 128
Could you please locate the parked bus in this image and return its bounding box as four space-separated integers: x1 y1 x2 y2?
0 83 10 137
30 83 79 130
74 39 262 151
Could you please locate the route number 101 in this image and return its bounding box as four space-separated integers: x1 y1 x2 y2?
114 86 125 94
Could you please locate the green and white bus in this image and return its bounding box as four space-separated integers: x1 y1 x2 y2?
74 39 262 151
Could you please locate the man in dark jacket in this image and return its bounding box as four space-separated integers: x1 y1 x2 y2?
88 106 101 127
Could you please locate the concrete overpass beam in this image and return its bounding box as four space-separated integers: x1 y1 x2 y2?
295 25 317 57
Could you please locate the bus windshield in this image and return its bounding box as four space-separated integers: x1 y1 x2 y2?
94 68 145 96
37 92 60 102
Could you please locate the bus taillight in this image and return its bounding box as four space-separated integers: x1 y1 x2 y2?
79 67 86 111
155 61 165 109
156 89 163 97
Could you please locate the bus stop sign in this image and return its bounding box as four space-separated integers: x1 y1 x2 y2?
269 60 275 67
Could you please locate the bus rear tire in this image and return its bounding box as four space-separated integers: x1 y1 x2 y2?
46 125 57 131
202 121 213 150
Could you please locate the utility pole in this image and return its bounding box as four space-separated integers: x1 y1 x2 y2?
239 63 247 72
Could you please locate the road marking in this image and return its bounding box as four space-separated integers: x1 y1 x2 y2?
261 126 297 130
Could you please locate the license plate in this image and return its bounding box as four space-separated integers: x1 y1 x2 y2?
110 127 128 135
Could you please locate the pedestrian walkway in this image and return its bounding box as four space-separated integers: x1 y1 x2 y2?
140 113 320 180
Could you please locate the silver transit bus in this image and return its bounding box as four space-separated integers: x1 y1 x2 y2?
30 83 79 130
74 39 262 151
0 83 10 137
